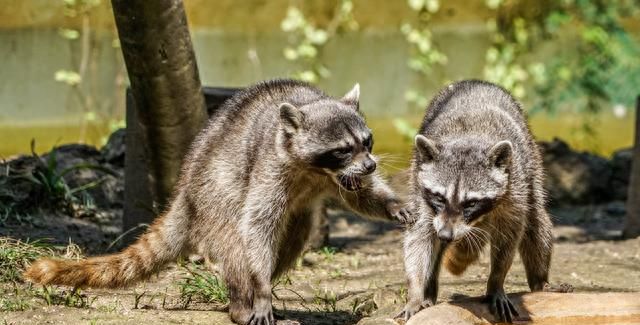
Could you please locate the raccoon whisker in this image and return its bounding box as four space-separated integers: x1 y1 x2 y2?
377 157 406 164
468 227 488 255
484 222 511 243
471 226 490 242
379 163 404 171
376 153 404 159
462 233 475 255
464 229 480 256
336 175 347 202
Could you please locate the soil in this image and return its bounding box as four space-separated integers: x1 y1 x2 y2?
2 202 640 325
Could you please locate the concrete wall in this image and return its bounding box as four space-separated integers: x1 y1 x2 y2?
0 0 496 125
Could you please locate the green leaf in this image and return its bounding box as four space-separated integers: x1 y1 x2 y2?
58 28 79 40
408 0 425 11
54 70 82 86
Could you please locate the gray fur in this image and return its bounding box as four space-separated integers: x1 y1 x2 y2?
399 80 553 323
163 79 408 324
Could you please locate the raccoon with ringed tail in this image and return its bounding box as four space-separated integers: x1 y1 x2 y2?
24 79 411 325
398 80 553 323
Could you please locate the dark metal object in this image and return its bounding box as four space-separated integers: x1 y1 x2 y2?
624 96 640 239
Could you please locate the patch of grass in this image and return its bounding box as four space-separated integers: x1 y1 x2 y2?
313 288 338 313
0 285 32 312
319 246 337 262
0 238 54 283
396 285 408 304
329 269 344 279
178 263 229 308
36 286 95 308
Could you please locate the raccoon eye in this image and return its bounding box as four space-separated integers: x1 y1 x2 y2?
362 136 373 151
462 198 494 220
332 147 352 157
429 195 446 212
464 200 478 209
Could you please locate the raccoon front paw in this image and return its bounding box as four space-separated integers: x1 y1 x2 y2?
386 201 414 224
394 299 433 321
487 291 519 323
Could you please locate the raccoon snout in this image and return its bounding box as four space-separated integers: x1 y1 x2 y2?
361 158 376 175
437 228 454 243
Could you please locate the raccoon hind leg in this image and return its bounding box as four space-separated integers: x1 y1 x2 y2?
217 245 253 325
519 207 553 291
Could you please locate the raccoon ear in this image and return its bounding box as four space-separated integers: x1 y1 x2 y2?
415 135 439 162
279 102 303 134
488 140 513 169
341 83 360 110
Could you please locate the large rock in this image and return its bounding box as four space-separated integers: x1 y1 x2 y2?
540 139 613 205
405 292 640 325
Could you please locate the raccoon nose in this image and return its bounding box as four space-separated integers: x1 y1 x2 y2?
437 228 454 243
362 159 376 174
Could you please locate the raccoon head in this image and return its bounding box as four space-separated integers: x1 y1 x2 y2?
413 134 513 242
278 84 377 191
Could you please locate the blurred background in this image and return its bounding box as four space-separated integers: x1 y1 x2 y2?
1 0 639 164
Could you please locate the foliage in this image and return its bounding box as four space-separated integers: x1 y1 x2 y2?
484 0 640 117
393 118 419 144
178 263 229 307
281 0 358 83
533 1 640 115
54 0 125 144
402 0 448 109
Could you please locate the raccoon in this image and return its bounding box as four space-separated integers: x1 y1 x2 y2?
398 80 553 323
25 79 411 325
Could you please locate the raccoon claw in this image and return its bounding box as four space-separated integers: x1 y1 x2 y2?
487 292 518 323
394 300 432 321
387 201 414 224
248 309 275 325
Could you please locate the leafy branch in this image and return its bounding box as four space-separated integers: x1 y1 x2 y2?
281 0 359 83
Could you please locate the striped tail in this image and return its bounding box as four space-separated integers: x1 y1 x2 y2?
24 210 186 288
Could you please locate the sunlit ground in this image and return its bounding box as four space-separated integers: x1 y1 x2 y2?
0 111 634 173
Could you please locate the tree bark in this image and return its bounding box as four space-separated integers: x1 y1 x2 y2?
623 96 640 239
112 0 207 241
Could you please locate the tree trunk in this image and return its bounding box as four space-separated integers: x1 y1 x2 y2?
112 0 207 242
623 96 640 239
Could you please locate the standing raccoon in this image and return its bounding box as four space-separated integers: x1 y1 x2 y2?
398 80 553 323
25 79 410 325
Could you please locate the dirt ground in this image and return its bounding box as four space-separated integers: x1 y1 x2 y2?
2 202 640 325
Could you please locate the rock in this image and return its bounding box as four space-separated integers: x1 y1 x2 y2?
540 138 613 205
0 155 45 212
101 128 126 167
405 292 640 325
610 147 633 201
43 144 123 209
